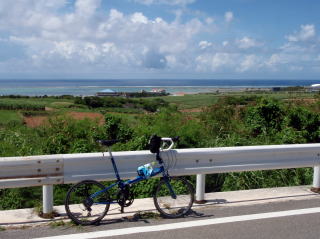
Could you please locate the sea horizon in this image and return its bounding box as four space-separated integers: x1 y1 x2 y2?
0 79 319 96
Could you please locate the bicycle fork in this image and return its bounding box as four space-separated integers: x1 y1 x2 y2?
163 177 177 199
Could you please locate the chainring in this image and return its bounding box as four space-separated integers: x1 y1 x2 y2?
117 186 134 207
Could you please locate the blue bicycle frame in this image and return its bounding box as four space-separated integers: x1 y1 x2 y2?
89 148 176 204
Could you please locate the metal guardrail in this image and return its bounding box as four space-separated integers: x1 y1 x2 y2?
1 143 320 215
0 155 63 188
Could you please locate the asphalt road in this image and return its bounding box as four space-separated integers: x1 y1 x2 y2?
1 197 320 239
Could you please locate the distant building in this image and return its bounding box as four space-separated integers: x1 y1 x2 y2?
310 84 320 91
96 88 168 97
151 88 166 94
272 87 281 92
96 89 120 97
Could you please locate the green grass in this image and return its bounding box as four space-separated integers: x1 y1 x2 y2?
49 101 74 109
102 107 144 114
0 98 47 106
49 220 66 228
160 94 220 109
160 91 318 110
49 220 83 229
0 97 74 109
0 110 23 126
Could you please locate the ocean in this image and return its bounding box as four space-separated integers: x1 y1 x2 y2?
0 79 319 96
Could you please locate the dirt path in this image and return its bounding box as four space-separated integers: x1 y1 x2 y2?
24 116 48 128
24 112 105 127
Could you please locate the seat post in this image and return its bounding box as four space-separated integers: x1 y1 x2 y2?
107 147 121 181
108 147 113 158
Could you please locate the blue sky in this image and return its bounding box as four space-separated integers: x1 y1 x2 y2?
0 0 319 79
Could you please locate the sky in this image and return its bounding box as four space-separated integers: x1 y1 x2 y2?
0 0 320 80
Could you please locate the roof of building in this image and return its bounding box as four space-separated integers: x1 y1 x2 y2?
98 89 115 93
311 84 320 88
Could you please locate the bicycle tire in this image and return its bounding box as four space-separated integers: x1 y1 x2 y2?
153 177 194 218
65 180 110 225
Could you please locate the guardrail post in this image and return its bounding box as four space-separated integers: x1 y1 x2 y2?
311 166 320 193
42 185 54 217
195 174 206 204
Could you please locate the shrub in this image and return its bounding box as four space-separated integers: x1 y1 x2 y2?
245 98 284 136
200 103 238 137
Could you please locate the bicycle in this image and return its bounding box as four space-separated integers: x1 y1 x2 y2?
64 135 195 225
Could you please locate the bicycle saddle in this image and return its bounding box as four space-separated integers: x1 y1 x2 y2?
97 139 120 147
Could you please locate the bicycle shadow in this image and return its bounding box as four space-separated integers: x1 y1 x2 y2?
97 208 213 226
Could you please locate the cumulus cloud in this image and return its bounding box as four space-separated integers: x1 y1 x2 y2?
195 53 238 72
236 37 262 49
237 55 260 72
224 11 234 23
75 0 101 18
196 22 319 75
0 0 207 74
199 41 212 49
131 12 149 24
263 24 320 72
1 1 319 78
287 24 316 42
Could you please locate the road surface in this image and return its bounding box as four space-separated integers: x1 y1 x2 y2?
1 197 319 239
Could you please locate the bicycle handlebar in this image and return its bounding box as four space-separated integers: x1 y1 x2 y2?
160 136 179 151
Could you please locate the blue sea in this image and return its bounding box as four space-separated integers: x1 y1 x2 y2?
0 79 319 96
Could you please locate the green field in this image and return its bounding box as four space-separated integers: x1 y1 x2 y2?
0 110 23 126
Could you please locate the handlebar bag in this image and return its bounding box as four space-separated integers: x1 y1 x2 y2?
149 135 161 153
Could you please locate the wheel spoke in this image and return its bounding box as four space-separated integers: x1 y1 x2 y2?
154 177 194 218
65 180 110 225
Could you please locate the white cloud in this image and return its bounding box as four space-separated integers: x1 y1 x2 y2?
224 11 234 23
1 1 320 78
212 53 234 69
222 41 229 47
196 53 238 72
75 0 101 18
260 24 320 73
237 55 260 72
42 16 62 31
199 40 212 49
236 37 262 49
205 17 214 24
265 54 291 70
289 65 303 71
264 52 311 72
131 12 148 24
287 24 316 42
1 0 207 73
133 0 195 6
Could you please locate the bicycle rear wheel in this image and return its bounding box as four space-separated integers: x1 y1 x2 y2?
65 180 110 225
153 177 194 218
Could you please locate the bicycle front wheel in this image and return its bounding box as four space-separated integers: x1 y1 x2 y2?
153 177 194 218
65 180 110 225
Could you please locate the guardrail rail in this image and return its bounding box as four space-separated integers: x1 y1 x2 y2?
1 143 320 215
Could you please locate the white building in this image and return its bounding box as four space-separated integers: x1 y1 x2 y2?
96 89 120 97
310 84 320 91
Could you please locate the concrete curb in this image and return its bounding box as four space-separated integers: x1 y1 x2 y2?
0 185 318 229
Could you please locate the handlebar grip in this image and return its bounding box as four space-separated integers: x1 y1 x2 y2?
172 136 180 142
